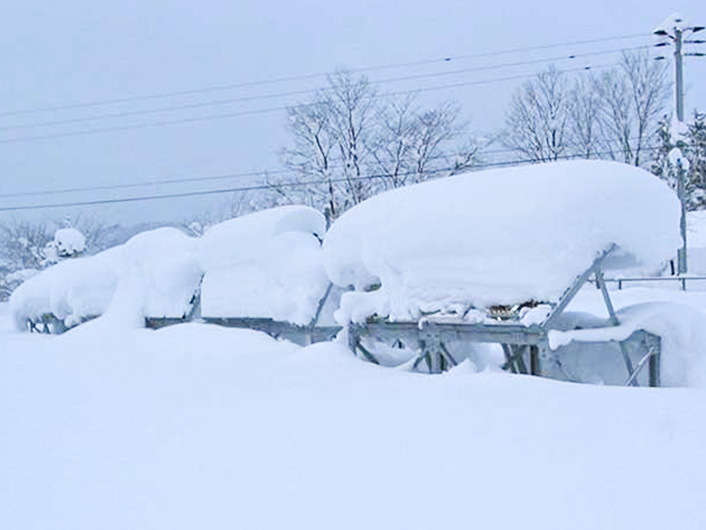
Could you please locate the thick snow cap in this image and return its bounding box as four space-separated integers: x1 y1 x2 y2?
10 206 329 331
9 227 201 330
199 206 330 326
53 227 86 257
323 160 682 323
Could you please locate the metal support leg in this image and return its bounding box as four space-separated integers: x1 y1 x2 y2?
530 345 540 376
501 344 517 373
595 268 637 386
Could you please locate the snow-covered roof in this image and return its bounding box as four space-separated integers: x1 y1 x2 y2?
323 160 681 323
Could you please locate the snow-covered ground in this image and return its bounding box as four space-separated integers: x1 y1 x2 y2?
1 308 705 530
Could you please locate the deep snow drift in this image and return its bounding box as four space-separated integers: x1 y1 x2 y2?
324 160 681 323
1 316 705 530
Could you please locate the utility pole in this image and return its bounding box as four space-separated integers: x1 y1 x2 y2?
654 14 705 275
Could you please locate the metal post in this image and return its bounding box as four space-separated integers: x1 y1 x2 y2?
675 27 688 274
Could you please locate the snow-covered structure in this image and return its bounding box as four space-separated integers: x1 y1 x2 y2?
325 160 680 322
198 206 331 327
10 206 333 335
9 227 201 331
324 160 681 384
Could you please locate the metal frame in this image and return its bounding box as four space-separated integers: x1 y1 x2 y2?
348 246 662 386
31 245 663 387
147 281 343 347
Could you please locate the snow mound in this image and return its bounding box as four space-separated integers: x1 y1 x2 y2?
324 161 681 323
9 227 201 330
10 206 330 330
549 302 706 387
54 227 86 257
199 207 329 325
198 205 326 270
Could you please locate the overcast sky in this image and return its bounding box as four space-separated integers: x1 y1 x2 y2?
1 0 705 226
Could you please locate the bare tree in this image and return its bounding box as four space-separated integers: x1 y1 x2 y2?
0 219 52 272
594 51 669 166
568 73 604 159
277 71 477 222
371 97 472 188
279 71 378 221
503 66 572 162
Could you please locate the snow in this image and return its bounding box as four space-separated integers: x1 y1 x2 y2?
9 227 201 329
2 166 706 527
549 302 706 387
198 205 326 271
5 268 39 284
669 147 690 172
9 206 329 329
53 227 86 257
654 12 689 35
198 206 329 325
324 160 681 323
1 314 706 530
688 209 706 249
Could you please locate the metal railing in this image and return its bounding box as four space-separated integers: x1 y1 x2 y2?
591 275 706 291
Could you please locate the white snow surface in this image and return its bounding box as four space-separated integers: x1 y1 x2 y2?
9 227 201 329
324 160 681 323
654 11 689 34
53 227 86 256
198 206 329 325
198 205 326 271
9 206 329 329
550 302 706 387
1 311 706 530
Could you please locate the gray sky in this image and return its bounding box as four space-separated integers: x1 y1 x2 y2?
1 0 705 226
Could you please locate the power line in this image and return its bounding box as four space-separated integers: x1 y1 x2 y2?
0 168 289 199
0 149 663 213
0 135 656 199
0 33 650 118
0 63 618 145
0 46 646 132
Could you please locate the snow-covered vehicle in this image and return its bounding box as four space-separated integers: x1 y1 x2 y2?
323 160 681 386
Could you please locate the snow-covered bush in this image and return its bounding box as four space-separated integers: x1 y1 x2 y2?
53 227 87 258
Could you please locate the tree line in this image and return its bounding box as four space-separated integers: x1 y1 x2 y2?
3 50 705 298
269 50 705 221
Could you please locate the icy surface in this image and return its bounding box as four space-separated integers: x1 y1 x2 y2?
324 160 681 323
